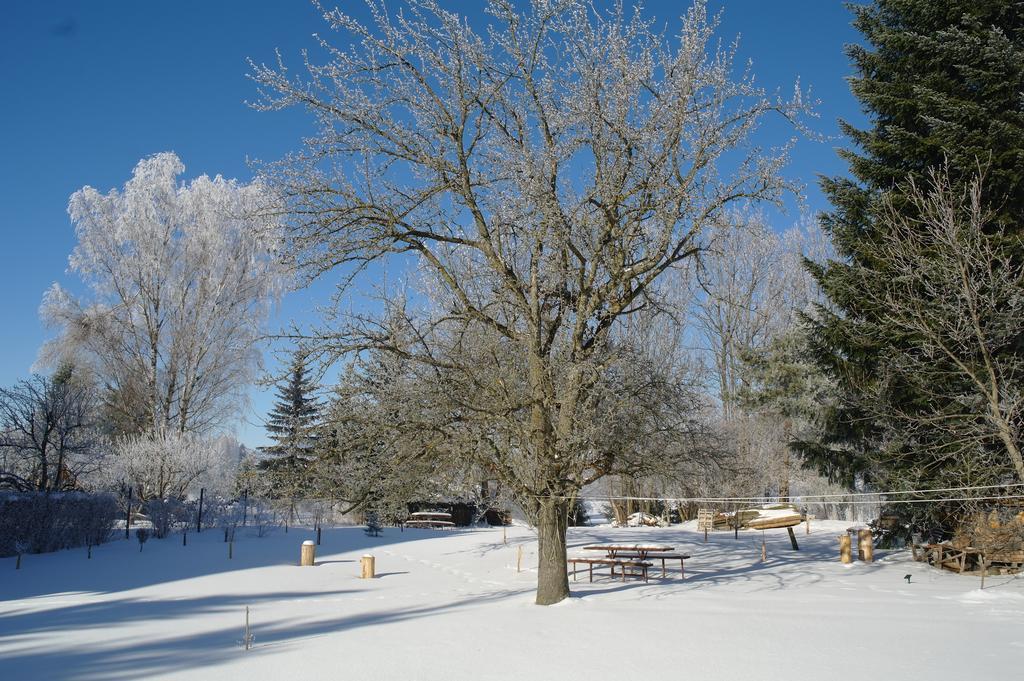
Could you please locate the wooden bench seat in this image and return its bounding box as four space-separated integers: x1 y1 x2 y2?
613 552 690 578
404 519 455 529
567 557 651 583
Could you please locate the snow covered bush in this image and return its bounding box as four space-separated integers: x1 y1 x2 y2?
0 492 117 556
144 498 192 539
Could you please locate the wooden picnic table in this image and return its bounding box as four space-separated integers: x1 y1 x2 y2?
580 544 689 578
568 556 651 583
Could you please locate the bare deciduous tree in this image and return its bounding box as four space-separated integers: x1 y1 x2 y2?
864 167 1024 485
251 0 808 603
692 213 830 499
0 369 99 492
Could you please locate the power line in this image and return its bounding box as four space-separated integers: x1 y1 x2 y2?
536 482 1024 505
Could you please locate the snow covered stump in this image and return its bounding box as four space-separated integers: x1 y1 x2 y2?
360 554 375 579
300 540 316 567
838 534 852 564
857 529 874 563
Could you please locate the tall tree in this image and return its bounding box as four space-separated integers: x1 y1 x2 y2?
251 0 807 604
808 2 1024 506
694 215 830 497
40 152 285 436
259 350 322 497
739 326 835 499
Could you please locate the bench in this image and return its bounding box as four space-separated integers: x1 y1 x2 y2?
404 519 455 529
613 552 690 578
567 557 651 583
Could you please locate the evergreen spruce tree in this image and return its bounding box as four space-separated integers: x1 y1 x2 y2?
259 350 322 501
807 1 1024 525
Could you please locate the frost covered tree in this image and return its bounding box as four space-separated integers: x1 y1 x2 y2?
104 429 220 502
251 0 808 604
692 215 830 498
694 214 823 416
40 152 285 436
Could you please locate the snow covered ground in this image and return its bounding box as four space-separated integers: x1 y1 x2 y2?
1 520 1021 680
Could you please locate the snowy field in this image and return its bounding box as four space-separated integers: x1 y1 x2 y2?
1 520 1022 680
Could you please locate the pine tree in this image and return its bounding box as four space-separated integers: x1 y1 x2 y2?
259 351 322 499
807 2 1024 517
739 328 838 496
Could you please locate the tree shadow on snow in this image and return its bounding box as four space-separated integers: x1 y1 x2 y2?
0 526 475 601
0 588 526 681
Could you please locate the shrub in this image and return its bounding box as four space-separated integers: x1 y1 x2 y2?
0 492 118 557
144 498 192 539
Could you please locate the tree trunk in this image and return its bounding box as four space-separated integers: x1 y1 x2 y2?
780 418 792 502
535 497 570 605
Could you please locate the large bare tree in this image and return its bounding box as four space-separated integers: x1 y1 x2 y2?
251 0 807 604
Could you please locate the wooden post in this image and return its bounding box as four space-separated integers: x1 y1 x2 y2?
838 534 852 563
980 555 988 589
360 554 375 579
697 508 713 543
316 526 322 546
87 544 92 559
516 544 523 573
806 514 813 535
857 529 873 563
761 534 767 562
300 540 315 566
502 524 507 545
196 488 205 533
787 527 800 551
245 606 251 650
182 530 187 546
228 541 233 560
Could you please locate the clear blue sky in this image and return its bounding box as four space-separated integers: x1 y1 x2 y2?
0 1 864 447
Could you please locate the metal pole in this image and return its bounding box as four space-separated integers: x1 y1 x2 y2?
125 486 132 540
197 487 205 533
